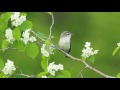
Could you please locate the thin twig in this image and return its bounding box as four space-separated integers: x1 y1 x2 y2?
77 66 87 78
49 13 54 39
0 47 16 52
15 69 37 78
16 74 36 78
31 30 45 41
67 60 75 70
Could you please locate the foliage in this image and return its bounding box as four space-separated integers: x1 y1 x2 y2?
0 12 71 78
0 12 119 78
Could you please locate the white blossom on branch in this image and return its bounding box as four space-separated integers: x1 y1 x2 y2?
10 12 20 21
21 29 37 44
81 42 98 59
41 44 49 57
5 28 15 44
11 12 26 27
47 62 64 76
2 59 16 75
41 44 55 57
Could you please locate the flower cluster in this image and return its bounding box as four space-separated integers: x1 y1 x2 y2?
41 44 55 57
5 12 36 44
10 12 26 27
2 59 16 75
5 28 15 44
21 29 37 44
81 42 98 59
5 28 36 44
47 62 64 76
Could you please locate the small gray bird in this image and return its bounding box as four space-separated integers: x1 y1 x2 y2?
59 31 72 58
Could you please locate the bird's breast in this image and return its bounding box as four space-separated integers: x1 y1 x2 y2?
59 37 70 51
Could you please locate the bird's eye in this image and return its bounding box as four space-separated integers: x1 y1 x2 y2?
67 33 69 35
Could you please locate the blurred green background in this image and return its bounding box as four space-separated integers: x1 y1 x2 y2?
1 12 120 78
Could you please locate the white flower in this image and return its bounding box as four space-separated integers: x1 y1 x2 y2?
94 50 98 54
58 64 64 70
41 43 55 57
21 29 30 44
47 62 64 76
85 42 91 48
29 36 37 42
81 42 98 59
19 16 26 22
12 16 26 27
117 42 120 47
41 76 47 78
21 29 37 44
41 44 49 57
11 12 20 21
5 28 15 44
11 12 26 27
2 59 16 75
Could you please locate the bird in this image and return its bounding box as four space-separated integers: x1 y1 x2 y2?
59 31 72 58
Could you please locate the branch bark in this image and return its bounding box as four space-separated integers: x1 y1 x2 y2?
49 13 54 39
57 46 116 78
48 13 116 78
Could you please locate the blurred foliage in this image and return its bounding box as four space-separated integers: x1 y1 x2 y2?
1 12 120 78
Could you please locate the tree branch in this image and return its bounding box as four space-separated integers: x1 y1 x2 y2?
47 41 115 78
49 13 54 39
31 30 45 41
67 60 75 70
77 66 87 78
0 47 16 52
59 47 116 78
15 69 37 78
47 13 116 78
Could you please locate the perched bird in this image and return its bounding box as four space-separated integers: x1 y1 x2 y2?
59 31 72 58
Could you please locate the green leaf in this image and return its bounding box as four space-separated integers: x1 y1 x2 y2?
0 12 12 32
61 70 71 78
41 55 50 72
46 12 53 15
0 19 7 32
37 32 47 39
117 73 120 78
18 20 33 31
2 39 9 50
37 71 48 77
1 12 12 23
87 55 95 63
14 41 25 52
13 27 21 41
45 40 51 50
0 58 4 70
20 12 27 16
113 47 120 56
0 73 6 78
26 43 39 59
